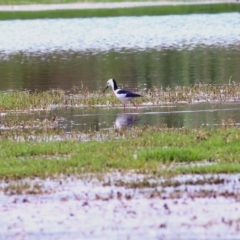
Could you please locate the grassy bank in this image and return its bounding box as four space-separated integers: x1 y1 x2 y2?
0 0 239 4
0 85 240 180
0 3 239 20
0 84 239 111
1 126 240 180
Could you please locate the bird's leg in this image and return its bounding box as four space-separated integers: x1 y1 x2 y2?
130 101 138 110
123 103 126 111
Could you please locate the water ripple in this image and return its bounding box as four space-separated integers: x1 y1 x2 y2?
0 13 239 54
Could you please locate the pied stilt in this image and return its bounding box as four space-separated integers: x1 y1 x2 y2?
103 79 141 109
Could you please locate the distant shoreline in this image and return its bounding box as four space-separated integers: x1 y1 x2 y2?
0 1 238 20
0 0 238 12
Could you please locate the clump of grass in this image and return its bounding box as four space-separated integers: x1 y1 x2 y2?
138 147 208 163
2 181 44 195
0 89 66 111
0 116 58 131
148 83 240 104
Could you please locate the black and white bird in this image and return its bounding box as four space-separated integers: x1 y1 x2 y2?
103 79 141 109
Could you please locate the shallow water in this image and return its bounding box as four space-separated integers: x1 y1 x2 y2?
1 173 240 239
1 13 240 53
53 102 240 130
2 102 240 132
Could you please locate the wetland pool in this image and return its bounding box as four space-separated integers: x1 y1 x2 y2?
0 13 240 129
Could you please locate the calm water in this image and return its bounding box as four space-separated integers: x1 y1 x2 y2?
0 13 240 130
2 102 240 131
0 13 240 91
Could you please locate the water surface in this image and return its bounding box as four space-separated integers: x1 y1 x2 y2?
2 102 240 132
1 173 240 239
0 13 239 91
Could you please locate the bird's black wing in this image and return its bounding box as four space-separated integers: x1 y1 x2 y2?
117 90 141 98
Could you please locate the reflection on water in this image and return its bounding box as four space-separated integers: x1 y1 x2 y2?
1 14 239 53
0 13 240 91
114 113 139 129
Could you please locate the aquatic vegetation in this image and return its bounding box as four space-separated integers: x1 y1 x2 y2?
148 83 240 104
1 0 234 4
0 83 240 111
0 3 239 20
0 124 240 179
2 180 44 195
0 89 66 111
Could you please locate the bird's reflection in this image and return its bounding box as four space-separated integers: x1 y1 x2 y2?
114 113 139 129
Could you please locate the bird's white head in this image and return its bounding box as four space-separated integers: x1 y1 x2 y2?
103 79 118 92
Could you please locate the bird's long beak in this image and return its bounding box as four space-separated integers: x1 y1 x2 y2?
103 86 108 93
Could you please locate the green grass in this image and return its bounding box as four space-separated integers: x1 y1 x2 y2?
1 0 81 3
0 89 66 111
0 3 239 20
0 88 117 110
1 83 240 110
0 0 238 4
1 126 240 180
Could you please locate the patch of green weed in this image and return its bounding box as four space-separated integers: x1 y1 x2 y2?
1 126 240 179
0 4 239 20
